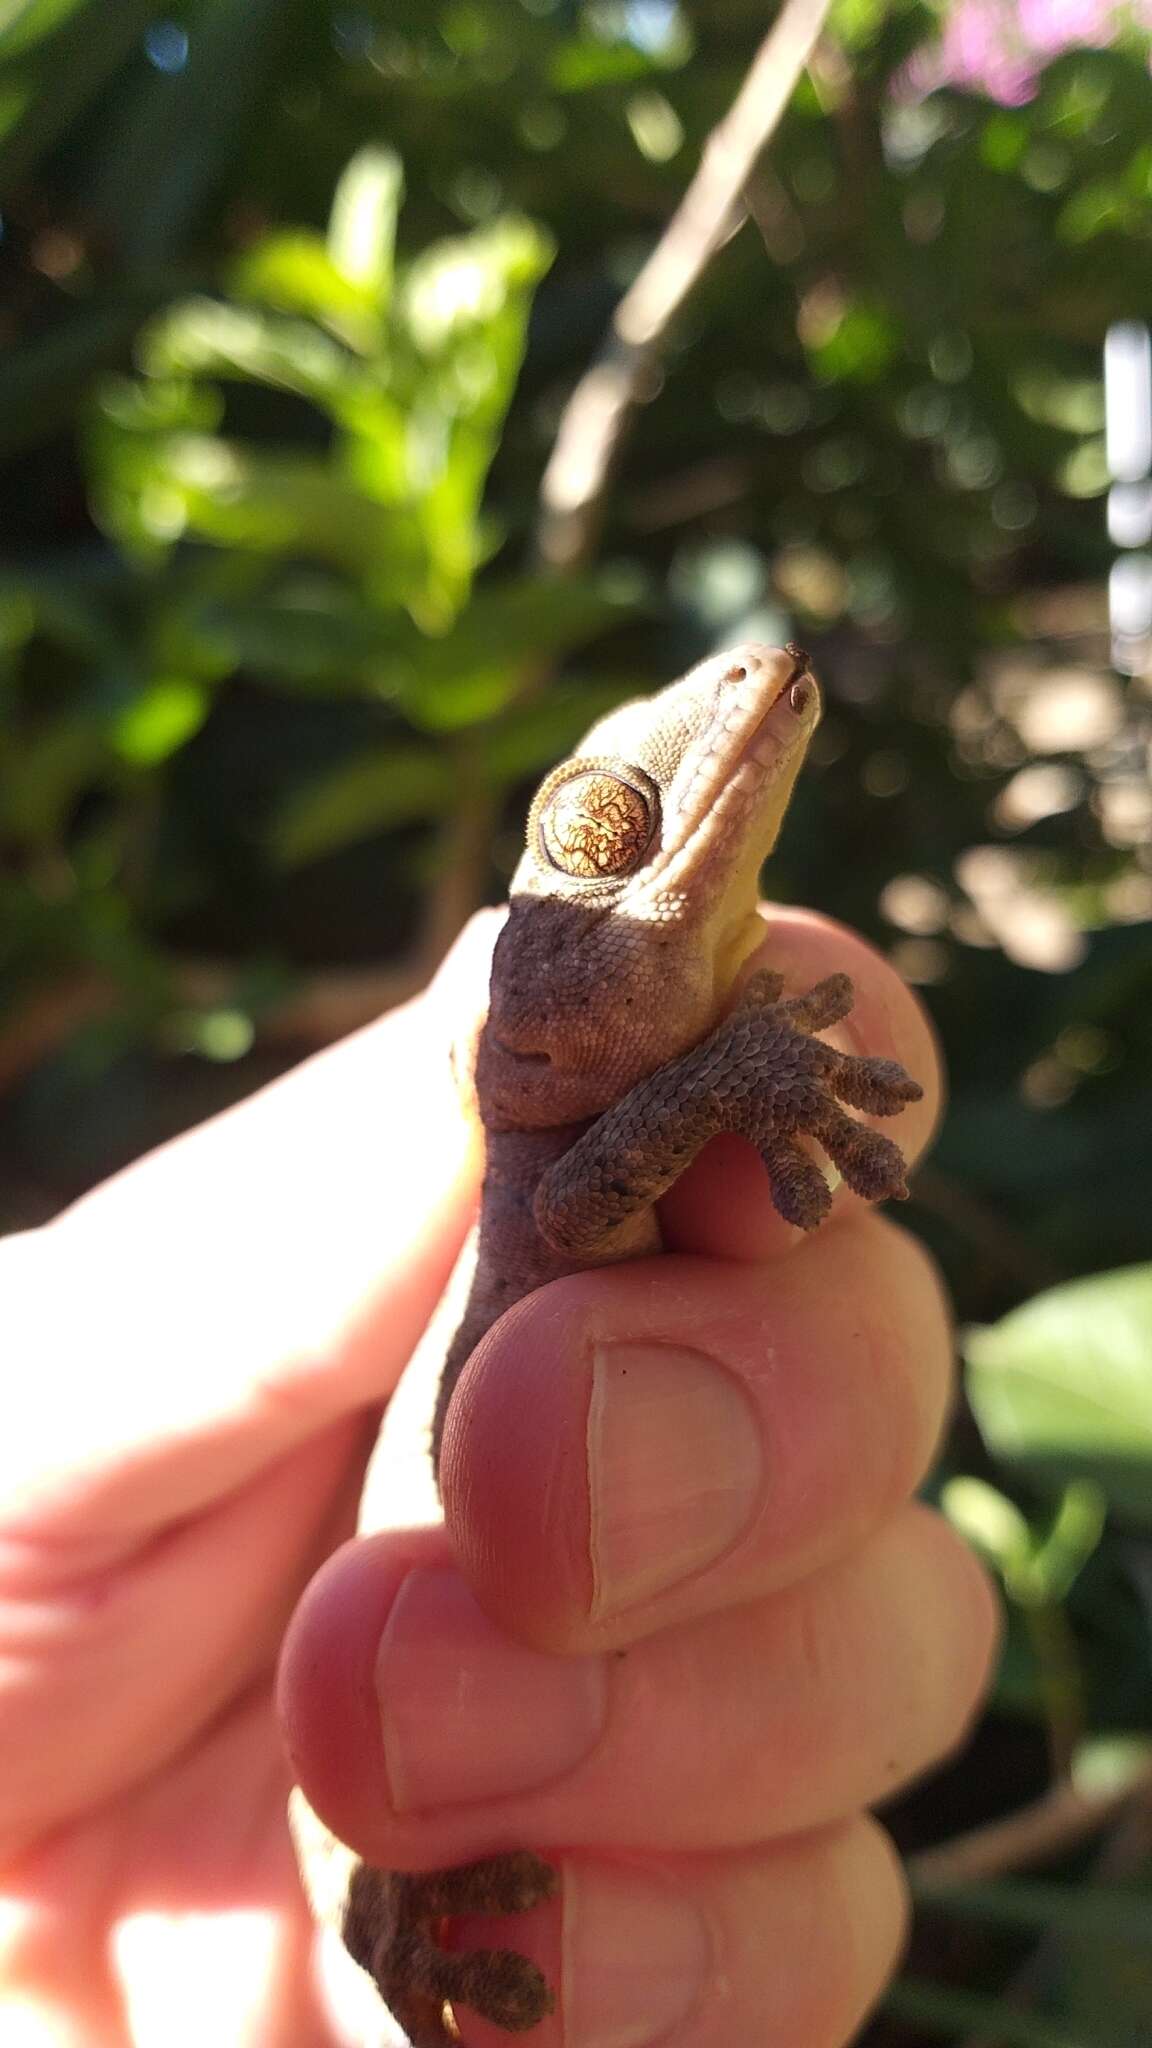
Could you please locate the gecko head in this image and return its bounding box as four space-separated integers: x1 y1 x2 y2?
522 641 820 915
481 644 822 1124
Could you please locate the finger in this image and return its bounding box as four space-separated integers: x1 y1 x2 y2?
452 1823 907 2048
660 906 942 1261
279 1506 995 1873
0 914 498 1538
440 1214 952 1652
0 1418 361 1855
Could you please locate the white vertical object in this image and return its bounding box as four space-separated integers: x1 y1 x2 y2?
1104 320 1152 673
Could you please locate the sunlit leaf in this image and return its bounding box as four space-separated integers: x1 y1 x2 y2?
112 678 209 765
0 0 84 61
107 435 424 585
964 1265 1152 1524
941 1475 1034 1576
805 298 897 385
548 38 669 92
229 232 378 335
327 145 402 306
981 110 1029 171
401 217 553 357
140 297 357 411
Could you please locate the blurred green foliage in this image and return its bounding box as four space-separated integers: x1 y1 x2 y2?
1 2 1150 2042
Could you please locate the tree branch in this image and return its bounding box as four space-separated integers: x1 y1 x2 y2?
536 0 834 573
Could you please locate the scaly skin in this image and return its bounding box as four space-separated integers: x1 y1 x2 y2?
290 643 922 2046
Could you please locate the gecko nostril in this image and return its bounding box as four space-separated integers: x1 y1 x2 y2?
728 664 747 682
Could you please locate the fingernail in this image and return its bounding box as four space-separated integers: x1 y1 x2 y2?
376 1568 607 1813
563 1862 711 2047
588 1343 762 1620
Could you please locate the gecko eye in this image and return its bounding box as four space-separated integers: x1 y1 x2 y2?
533 762 658 880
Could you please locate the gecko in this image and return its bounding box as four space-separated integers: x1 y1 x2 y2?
289 641 923 2046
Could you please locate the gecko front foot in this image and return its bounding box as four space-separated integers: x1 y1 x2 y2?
535 969 923 1252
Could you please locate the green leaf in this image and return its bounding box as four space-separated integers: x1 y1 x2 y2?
940 1475 1034 1577
0 0 83 62
327 146 402 306
0 585 36 654
805 297 898 385
0 716 109 844
401 216 553 357
912 1873 1152 1949
398 575 629 730
964 1265 1152 1525
887 1973 1127 2047
141 297 358 411
398 217 553 619
548 38 669 92
268 744 453 868
479 679 634 785
112 678 210 765
102 434 424 586
189 592 409 693
229 231 378 333
0 0 159 192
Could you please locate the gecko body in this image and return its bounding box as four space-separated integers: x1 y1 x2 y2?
291 643 922 2045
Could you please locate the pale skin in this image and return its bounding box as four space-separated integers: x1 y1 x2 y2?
0 903 997 2048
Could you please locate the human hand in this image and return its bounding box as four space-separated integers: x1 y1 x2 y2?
282 908 998 2047
0 920 493 2048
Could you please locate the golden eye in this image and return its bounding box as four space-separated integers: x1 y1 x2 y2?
535 765 657 879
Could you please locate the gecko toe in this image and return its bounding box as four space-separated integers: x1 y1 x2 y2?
832 1052 924 1116
414 1851 558 1917
812 1104 912 1202
759 1136 834 1230
443 1949 556 2034
381 1936 553 2043
385 1856 558 2039
777 971 854 1034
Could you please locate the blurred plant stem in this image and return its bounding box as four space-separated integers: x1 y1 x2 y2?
1026 1599 1087 1781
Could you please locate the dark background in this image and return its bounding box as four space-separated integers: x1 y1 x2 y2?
1 2 1150 2041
